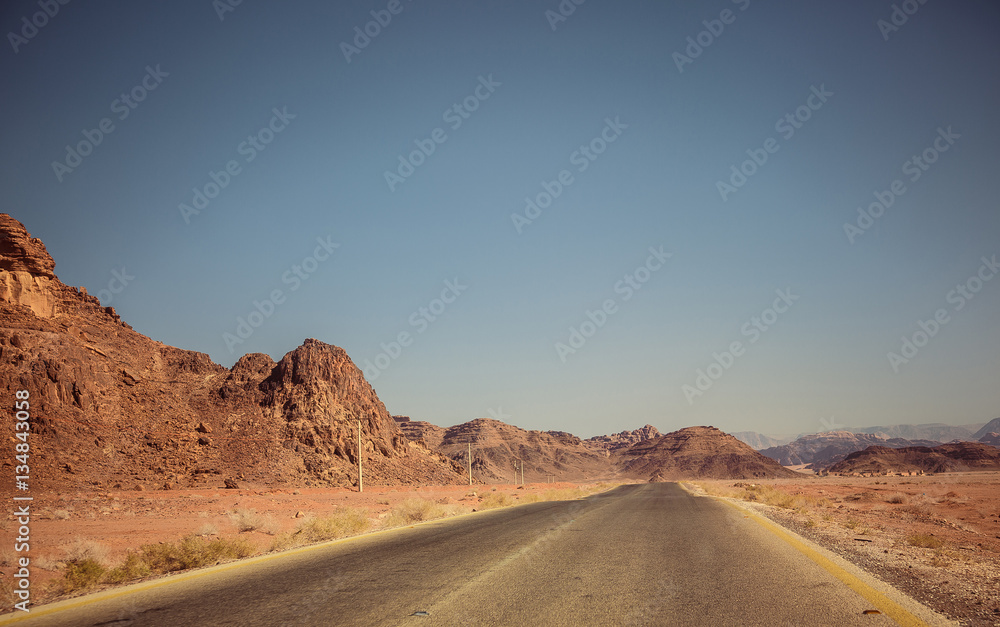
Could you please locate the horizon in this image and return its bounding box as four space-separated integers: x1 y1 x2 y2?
3 1 999 438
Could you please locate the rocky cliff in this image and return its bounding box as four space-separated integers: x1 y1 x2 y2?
0 214 465 491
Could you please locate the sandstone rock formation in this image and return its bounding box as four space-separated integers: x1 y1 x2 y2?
616 426 799 480
584 424 660 453
0 214 465 491
828 442 1000 475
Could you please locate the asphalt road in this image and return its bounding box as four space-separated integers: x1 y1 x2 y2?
7 483 945 626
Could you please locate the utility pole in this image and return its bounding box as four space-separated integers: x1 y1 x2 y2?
358 419 363 493
467 441 472 486
520 460 524 486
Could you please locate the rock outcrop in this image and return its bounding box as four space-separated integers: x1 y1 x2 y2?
0 214 466 491
584 424 660 453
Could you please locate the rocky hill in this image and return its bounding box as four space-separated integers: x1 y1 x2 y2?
428 418 613 483
980 433 1000 447
760 431 940 469
828 442 1000 475
0 214 465 491
973 418 1000 441
616 426 799 480
583 424 660 453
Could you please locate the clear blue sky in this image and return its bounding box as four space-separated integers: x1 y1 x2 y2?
3 1 998 438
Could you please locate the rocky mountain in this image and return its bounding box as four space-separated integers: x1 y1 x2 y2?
584 424 660 452
0 214 465 491
616 426 799 480
846 423 977 442
980 433 1000 447
731 431 790 450
973 418 1000 441
760 431 941 469
828 442 1000 475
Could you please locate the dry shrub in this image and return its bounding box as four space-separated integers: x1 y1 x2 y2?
479 492 514 510
295 508 370 543
65 539 110 566
382 498 461 528
885 493 907 504
229 508 279 534
140 535 255 573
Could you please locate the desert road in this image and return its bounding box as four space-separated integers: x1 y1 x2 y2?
5 484 947 626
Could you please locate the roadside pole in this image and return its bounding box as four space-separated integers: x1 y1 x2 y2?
467 442 472 486
358 419 363 493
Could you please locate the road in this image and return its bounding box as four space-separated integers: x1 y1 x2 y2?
6 483 946 626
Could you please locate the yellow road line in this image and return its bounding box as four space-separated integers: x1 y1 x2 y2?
716 498 929 627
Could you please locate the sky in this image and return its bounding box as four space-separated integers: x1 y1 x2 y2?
2 0 998 439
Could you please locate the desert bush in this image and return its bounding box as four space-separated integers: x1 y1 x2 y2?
61 559 107 593
885 493 907 504
517 493 540 504
843 518 860 530
104 552 151 583
140 535 255 573
907 533 944 549
229 508 277 534
65 539 110 566
53 509 71 520
479 492 513 510
295 508 370 544
381 498 467 529
195 523 219 537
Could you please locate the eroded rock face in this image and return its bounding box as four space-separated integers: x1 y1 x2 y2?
0 214 466 491
0 214 56 278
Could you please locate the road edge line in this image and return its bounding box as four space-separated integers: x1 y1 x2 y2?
682 485 953 627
